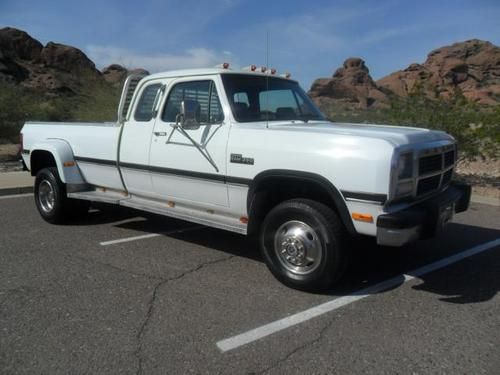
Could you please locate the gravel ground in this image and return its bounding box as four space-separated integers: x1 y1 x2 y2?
456 159 500 199
1 196 499 374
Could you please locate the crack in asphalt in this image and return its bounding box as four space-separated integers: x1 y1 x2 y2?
134 254 235 375
72 254 165 281
256 317 336 375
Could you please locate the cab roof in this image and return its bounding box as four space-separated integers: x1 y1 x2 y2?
145 68 297 83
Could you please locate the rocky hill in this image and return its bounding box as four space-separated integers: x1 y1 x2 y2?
309 39 500 109
378 39 500 105
309 57 390 109
0 27 150 141
0 27 146 95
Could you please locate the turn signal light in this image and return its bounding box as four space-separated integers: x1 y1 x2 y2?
352 213 374 223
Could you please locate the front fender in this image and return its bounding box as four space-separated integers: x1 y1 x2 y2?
30 139 86 184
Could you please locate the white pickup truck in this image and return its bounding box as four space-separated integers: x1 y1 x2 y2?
20 65 471 290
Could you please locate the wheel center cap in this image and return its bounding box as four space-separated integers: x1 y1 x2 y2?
286 244 298 256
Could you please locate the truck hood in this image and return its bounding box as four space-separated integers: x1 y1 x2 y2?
268 121 454 147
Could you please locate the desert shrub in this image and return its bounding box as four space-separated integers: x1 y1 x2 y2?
0 80 121 141
320 86 500 160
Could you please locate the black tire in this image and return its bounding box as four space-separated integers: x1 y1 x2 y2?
34 167 89 224
259 199 347 291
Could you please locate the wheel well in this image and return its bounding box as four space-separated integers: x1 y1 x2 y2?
30 150 57 176
247 173 355 236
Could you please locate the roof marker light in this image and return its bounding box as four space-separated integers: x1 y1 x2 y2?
215 62 230 69
260 66 267 73
270 68 276 75
242 65 257 72
280 72 291 79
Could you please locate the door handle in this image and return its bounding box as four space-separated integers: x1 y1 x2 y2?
154 131 167 136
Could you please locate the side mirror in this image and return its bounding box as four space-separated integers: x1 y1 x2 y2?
176 100 201 129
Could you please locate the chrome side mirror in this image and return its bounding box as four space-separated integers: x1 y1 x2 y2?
176 100 201 129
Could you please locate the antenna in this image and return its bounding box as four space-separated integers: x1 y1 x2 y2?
265 30 270 129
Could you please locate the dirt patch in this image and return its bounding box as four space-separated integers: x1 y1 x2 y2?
0 143 20 162
456 158 499 200
456 158 500 178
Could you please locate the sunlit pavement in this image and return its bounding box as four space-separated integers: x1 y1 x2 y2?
1 195 499 374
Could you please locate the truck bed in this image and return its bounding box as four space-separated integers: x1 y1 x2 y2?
22 121 123 190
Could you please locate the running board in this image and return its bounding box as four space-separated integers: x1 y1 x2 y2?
67 190 247 235
68 189 129 204
120 196 247 235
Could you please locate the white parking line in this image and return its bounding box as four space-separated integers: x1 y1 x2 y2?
0 193 32 200
100 226 202 246
216 238 500 353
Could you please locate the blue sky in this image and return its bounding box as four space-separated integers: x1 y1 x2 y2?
1 0 499 88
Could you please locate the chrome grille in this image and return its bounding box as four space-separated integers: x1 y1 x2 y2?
415 144 455 197
444 150 455 168
419 154 443 175
417 175 441 195
442 169 453 185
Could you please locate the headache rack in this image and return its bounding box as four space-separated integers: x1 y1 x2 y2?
117 72 149 124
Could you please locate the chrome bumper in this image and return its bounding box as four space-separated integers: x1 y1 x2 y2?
376 182 471 247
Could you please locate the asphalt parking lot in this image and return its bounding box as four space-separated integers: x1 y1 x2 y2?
1 194 499 374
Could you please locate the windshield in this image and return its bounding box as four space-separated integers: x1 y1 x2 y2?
221 74 326 123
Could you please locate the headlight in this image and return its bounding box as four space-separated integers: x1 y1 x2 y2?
391 152 414 199
397 152 413 179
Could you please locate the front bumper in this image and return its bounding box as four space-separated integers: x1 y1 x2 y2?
376 182 471 247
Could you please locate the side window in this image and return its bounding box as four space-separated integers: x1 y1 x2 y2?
134 83 162 122
162 80 224 124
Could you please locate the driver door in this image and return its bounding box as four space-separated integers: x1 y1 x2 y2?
149 76 230 206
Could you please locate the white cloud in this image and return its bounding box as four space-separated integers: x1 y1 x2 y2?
85 45 235 72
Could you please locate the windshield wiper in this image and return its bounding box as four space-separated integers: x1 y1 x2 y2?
298 114 324 122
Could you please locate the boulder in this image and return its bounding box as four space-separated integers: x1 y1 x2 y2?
0 27 43 61
102 64 150 87
102 64 128 84
309 57 388 109
39 42 100 76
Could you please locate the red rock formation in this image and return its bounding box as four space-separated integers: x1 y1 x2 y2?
309 57 389 109
0 27 148 94
377 39 500 105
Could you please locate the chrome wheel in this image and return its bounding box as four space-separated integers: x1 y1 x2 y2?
38 179 55 213
274 220 322 275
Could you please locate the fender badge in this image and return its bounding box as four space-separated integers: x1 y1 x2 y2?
230 153 254 165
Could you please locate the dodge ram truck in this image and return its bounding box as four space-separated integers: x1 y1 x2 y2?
20 65 471 290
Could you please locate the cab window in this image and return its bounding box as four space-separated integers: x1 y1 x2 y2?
162 80 224 124
134 83 162 122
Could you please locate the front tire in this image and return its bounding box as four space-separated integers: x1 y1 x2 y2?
34 167 89 223
260 199 347 291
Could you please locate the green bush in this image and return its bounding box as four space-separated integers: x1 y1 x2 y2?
0 80 121 142
320 86 500 160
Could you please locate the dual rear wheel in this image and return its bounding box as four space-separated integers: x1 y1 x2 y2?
34 168 346 291
34 167 90 224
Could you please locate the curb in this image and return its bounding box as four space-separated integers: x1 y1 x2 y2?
471 194 500 207
0 186 33 196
